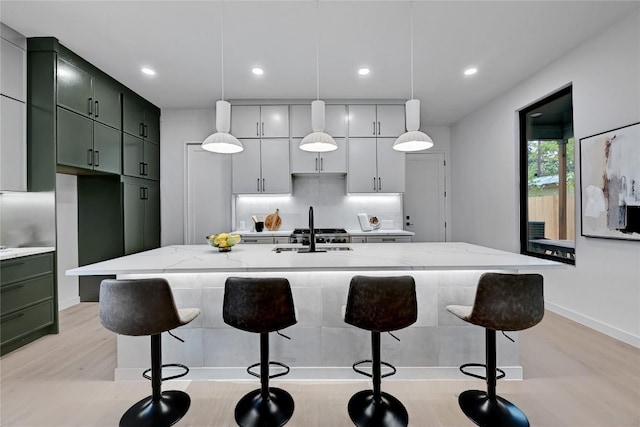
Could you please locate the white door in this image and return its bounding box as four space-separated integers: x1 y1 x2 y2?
232 139 261 193
404 152 446 242
230 105 260 138
376 138 405 193
260 138 291 193
260 105 289 138
376 105 405 137
185 144 231 244
348 138 377 193
348 105 377 137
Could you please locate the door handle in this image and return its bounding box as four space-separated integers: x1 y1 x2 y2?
143 124 148 138
139 123 144 137
87 149 93 165
94 150 100 167
320 157 323 171
261 122 265 136
140 186 145 200
256 122 259 136
257 178 260 192
315 158 318 171
139 162 145 176
95 100 99 117
378 121 381 135
406 222 414 226
88 98 93 115
373 177 377 191
1 312 24 323
378 177 382 191
262 178 266 192
0 283 24 293
373 121 376 135
143 163 148 176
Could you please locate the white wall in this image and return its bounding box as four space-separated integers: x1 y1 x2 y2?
55 173 79 310
450 12 640 346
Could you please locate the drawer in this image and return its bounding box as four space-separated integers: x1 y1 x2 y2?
0 253 54 286
1 274 54 315
240 237 274 244
366 236 412 243
1 299 54 345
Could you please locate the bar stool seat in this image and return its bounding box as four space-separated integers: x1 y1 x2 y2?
99 278 200 427
447 272 544 427
223 277 297 427
344 275 417 427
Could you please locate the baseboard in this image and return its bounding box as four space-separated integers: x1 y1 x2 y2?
546 302 640 348
58 296 80 311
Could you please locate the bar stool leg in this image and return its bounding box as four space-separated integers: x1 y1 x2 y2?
120 334 191 427
234 333 295 427
458 329 530 427
348 332 409 427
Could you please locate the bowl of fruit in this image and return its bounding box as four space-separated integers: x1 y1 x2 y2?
206 233 241 252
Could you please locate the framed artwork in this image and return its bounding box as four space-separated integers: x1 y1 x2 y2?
580 122 640 240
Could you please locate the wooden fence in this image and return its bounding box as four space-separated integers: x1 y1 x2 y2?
528 193 575 240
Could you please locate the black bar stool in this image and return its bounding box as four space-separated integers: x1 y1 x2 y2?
223 277 297 427
344 275 417 427
447 272 544 427
99 278 201 427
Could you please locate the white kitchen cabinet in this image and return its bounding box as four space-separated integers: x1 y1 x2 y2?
290 138 347 174
351 236 366 243
240 236 277 244
348 104 405 138
1 37 25 102
290 104 347 138
348 138 405 193
365 236 412 243
0 96 26 191
231 105 289 138
232 138 290 194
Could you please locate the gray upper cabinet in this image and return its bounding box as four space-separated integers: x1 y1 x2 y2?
348 104 405 138
123 95 160 144
231 105 289 139
232 138 290 194
290 104 347 138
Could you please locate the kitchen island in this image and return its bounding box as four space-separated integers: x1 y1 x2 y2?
67 242 561 381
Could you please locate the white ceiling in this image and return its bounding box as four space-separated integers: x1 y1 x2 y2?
1 1 638 126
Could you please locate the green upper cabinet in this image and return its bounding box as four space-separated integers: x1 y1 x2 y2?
122 134 159 181
56 58 121 130
123 94 160 144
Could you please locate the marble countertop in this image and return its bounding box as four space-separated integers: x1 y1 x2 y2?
0 247 55 261
66 242 562 275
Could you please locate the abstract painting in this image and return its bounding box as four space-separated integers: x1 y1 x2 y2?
580 122 640 240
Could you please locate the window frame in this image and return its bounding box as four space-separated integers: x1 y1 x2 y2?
519 85 575 265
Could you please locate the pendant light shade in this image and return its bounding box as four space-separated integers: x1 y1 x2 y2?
202 2 243 154
300 1 337 153
300 100 338 152
393 2 434 152
393 99 434 152
202 101 243 154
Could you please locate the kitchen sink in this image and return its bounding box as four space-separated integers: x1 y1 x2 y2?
273 246 352 253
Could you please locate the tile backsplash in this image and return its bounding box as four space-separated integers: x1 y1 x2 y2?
234 175 403 231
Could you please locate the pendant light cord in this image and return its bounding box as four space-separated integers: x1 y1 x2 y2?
316 0 320 101
410 1 414 100
221 0 225 101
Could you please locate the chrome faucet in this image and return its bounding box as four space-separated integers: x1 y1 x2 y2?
309 206 316 252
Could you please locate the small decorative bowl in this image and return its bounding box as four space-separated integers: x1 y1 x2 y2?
206 233 241 251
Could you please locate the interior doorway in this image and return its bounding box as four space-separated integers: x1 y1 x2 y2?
404 152 447 242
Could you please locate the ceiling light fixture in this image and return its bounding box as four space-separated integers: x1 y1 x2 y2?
358 68 370 76
202 0 243 154
252 67 264 75
141 67 156 76
393 2 434 152
464 67 478 76
299 0 338 153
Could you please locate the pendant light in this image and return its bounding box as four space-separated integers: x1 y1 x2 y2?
202 1 243 154
299 0 338 153
393 2 434 152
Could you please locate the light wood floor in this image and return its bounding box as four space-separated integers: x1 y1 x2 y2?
1 304 639 426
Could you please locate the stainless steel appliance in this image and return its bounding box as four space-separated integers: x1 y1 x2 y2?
289 228 351 245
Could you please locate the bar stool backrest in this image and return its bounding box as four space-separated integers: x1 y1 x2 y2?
345 275 417 332
223 277 297 333
99 278 184 336
469 273 544 331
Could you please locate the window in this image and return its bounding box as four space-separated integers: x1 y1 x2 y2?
520 86 575 264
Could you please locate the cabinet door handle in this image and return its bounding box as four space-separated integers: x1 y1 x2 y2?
143 124 148 138
139 123 144 137
1 312 25 323
95 100 99 118
373 121 376 135
245 239 258 243
140 186 145 200
262 178 265 192
88 97 93 115
256 122 259 136
143 163 148 176
139 162 144 176
94 150 100 167
145 187 149 200
378 121 381 135
378 177 382 191
1 283 24 293
87 149 93 165
320 157 323 171
257 178 260 192
261 122 265 136
315 158 318 171
382 238 395 242
373 177 377 191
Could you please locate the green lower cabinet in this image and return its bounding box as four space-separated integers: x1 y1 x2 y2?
0 252 57 356
123 177 160 255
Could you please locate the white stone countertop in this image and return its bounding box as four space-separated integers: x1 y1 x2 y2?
0 247 55 261
67 242 562 275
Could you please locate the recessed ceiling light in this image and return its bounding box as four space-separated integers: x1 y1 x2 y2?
531 112 543 118
141 67 156 76
252 68 264 75
358 68 370 76
464 67 478 76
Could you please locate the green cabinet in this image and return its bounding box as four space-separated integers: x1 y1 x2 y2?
123 94 160 144
123 134 159 181
56 107 121 174
1 252 57 356
123 177 160 255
